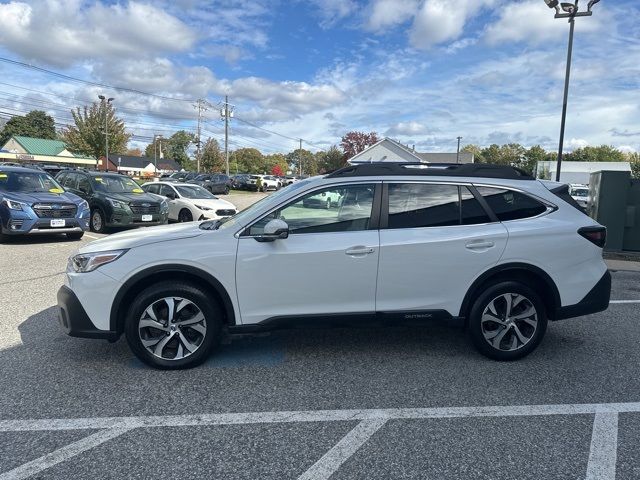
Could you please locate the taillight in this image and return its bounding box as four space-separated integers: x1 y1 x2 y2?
578 226 606 248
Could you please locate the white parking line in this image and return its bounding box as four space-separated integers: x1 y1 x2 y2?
298 419 387 480
0 428 130 480
585 412 619 480
1 401 639 432
610 300 640 304
83 234 99 240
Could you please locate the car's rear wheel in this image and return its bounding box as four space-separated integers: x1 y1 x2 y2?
468 281 547 361
66 232 84 240
125 281 222 369
178 208 193 223
223 186 230 195
90 208 106 233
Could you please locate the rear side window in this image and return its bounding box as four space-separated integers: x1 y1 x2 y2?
388 184 460 228
460 187 491 225
476 186 547 221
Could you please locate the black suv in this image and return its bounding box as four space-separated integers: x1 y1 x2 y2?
56 171 169 233
190 173 232 194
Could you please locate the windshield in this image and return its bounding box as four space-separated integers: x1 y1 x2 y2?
92 175 144 193
216 178 314 231
176 185 217 199
0 170 64 193
194 175 209 181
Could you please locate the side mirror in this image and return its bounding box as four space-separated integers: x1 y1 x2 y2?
166 191 176 200
255 219 289 242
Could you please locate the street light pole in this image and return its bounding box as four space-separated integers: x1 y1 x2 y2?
456 136 462 164
98 95 114 172
543 0 599 182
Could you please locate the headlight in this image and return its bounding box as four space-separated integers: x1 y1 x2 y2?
194 205 212 211
69 250 127 273
3 199 25 211
107 198 127 209
79 200 89 211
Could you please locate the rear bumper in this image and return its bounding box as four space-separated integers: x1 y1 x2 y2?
57 286 119 341
554 270 611 320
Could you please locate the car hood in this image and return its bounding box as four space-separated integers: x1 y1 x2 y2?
79 222 205 253
1 190 83 205
191 198 236 210
103 192 160 203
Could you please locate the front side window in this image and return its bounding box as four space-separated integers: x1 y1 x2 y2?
248 184 376 236
476 186 547 221
144 184 160 194
77 175 91 193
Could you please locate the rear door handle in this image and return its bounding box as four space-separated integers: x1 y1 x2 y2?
345 246 375 256
465 240 495 250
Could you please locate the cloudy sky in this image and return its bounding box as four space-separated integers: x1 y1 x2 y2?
0 0 638 154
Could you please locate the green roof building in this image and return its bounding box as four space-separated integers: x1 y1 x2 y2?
0 135 97 167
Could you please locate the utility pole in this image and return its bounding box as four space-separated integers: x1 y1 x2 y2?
194 99 212 173
220 95 234 176
299 139 303 176
153 134 163 175
98 95 113 172
456 136 462 164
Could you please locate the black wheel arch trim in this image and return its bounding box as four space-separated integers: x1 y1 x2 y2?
459 263 561 319
109 264 237 335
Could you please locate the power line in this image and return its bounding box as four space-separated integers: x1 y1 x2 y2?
0 56 195 102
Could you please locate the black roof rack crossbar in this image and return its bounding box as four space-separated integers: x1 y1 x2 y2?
326 162 534 180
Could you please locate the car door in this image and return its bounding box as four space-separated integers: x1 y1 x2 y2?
158 184 181 220
235 182 382 325
376 182 508 317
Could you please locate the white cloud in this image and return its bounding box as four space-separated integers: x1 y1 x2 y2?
366 0 420 32
484 0 603 45
0 1 196 67
409 0 495 50
569 138 589 149
309 0 358 28
386 121 430 136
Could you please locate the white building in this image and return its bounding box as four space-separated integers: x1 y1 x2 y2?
536 161 631 185
348 137 474 164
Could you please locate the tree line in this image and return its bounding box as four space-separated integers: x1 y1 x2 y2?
0 106 637 178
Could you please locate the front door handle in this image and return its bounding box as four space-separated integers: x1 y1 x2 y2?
345 246 375 256
465 240 495 250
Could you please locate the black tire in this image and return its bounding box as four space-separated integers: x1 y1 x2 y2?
124 281 222 369
224 186 230 195
66 232 84 240
90 208 107 233
0 230 8 243
467 281 547 361
178 209 193 223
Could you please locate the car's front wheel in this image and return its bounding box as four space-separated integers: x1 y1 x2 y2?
178 209 193 223
90 208 107 233
125 281 222 369
468 281 547 361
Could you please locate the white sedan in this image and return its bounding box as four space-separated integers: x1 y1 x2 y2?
142 182 236 223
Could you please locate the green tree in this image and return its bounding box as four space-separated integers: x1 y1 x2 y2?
167 130 195 167
566 145 625 163
200 138 224 172
63 102 130 160
461 144 485 163
264 153 289 175
315 146 346 173
0 110 56 145
522 145 549 176
286 148 315 175
230 148 264 173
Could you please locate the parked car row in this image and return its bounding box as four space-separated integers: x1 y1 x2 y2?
0 165 239 241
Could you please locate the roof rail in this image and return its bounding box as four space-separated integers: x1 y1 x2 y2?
326 162 534 180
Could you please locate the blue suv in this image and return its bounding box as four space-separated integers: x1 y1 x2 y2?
0 166 90 242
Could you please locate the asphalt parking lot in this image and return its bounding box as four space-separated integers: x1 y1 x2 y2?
1 196 639 479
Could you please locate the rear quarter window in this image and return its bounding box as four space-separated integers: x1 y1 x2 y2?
476 186 548 221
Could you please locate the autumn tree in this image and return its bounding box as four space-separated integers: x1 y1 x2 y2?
264 153 289 176
340 131 379 160
63 102 130 159
0 110 56 145
125 147 142 156
271 164 284 176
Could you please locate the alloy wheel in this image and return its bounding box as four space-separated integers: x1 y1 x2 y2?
138 297 207 360
480 293 538 352
91 211 102 231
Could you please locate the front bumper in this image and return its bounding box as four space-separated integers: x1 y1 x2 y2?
1 210 90 235
107 211 168 228
57 286 119 341
554 270 611 320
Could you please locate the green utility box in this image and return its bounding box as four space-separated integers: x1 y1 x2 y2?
588 170 640 252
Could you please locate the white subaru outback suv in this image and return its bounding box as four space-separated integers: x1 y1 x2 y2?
58 163 610 369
